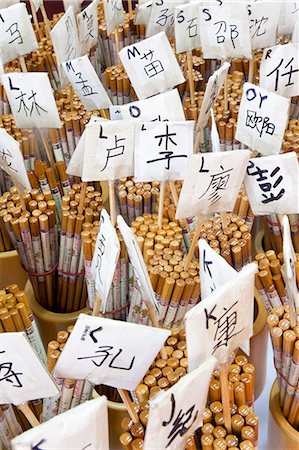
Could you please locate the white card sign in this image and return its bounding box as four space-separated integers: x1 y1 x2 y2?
67 116 104 178
117 215 159 312
54 314 170 390
91 209 120 312
0 129 31 191
77 0 99 55
174 2 201 54
62 56 112 111
176 151 251 221
199 239 237 300
146 0 186 38
134 121 194 182
260 43 299 98
103 0 125 35
143 357 216 450
82 120 135 182
196 62 230 132
281 215 299 314
186 264 256 370
135 0 153 25
0 332 58 405
110 89 185 122
1 72 61 129
235 82 290 155
12 397 109 450
248 1 281 50
0 3 38 64
278 1 299 35
119 32 185 100
244 153 299 216
50 7 81 86
199 2 252 60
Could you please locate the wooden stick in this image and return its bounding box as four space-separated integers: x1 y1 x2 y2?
40 3 52 38
220 367 232 434
17 403 40 427
147 304 167 360
248 59 254 84
18 56 27 73
158 181 166 230
220 212 227 233
187 51 195 107
169 181 178 208
118 389 139 423
78 182 87 216
29 0 42 41
16 182 26 213
108 180 116 227
39 129 56 170
92 292 101 317
127 0 133 17
224 75 228 111
115 29 121 66
185 219 204 271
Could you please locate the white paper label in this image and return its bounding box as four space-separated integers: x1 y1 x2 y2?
235 82 290 155
0 129 31 191
50 7 81 86
260 43 299 98
62 55 112 111
117 215 159 311
244 152 299 216
278 1 299 35
103 0 125 35
119 31 185 100
1 72 61 129
77 0 99 55
53 314 170 390
134 121 194 182
186 264 256 370
144 357 216 450
146 0 186 38
12 397 109 450
199 2 252 60
176 150 251 220
0 332 58 405
82 120 135 182
174 2 201 54
248 1 281 50
91 209 120 312
110 89 185 121
0 3 38 64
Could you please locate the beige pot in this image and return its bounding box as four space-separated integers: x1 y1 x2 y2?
267 379 299 450
0 250 27 289
25 280 87 347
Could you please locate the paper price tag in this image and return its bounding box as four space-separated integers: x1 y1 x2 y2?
54 314 170 390
0 128 31 191
1 72 61 129
12 397 109 450
62 55 112 111
119 31 185 100
0 332 58 405
186 264 256 370
82 120 135 182
236 82 290 155
110 89 185 122
134 121 194 182
91 209 120 312
176 151 251 220
199 2 252 60
244 152 299 216
144 357 216 450
0 3 38 64
260 43 299 98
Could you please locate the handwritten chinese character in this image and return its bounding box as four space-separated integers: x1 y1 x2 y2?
100 127 126 171
198 163 233 206
156 8 174 27
0 147 18 173
214 21 239 49
246 160 285 204
266 57 299 92
250 16 268 38
75 72 98 97
204 301 244 353
78 346 135 370
0 351 23 388
162 393 198 447
82 10 94 41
